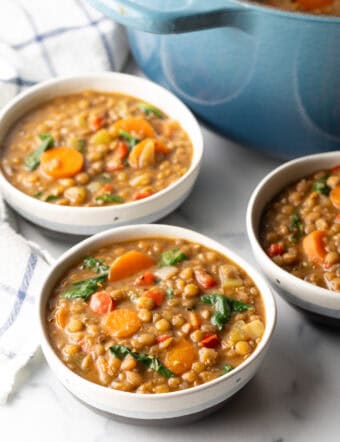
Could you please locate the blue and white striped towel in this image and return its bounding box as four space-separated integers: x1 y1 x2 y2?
0 0 129 404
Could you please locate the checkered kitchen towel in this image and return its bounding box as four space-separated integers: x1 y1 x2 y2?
0 0 129 404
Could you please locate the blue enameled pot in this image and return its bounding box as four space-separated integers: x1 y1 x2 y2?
88 0 340 158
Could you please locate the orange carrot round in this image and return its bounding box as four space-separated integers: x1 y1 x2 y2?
41 147 83 178
302 230 326 264
330 186 340 209
103 309 141 338
89 291 114 315
165 338 197 375
108 250 155 282
128 138 155 169
113 117 155 138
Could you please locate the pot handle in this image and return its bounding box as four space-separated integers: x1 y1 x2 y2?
87 0 250 34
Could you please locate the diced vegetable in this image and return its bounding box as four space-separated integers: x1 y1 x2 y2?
138 102 164 119
55 307 68 329
33 191 43 199
158 248 187 267
81 256 109 275
312 174 331 196
62 274 107 301
90 129 112 145
40 147 84 178
45 195 60 202
104 309 141 338
128 138 155 169
222 365 234 374
108 250 155 282
166 288 174 299
302 230 326 264
194 269 217 289
330 186 340 209
164 338 197 375
154 266 178 280
189 311 201 329
145 287 165 306
219 264 243 289
89 291 114 314
133 191 153 201
95 194 124 204
89 115 104 132
200 294 251 330
110 345 174 377
243 319 264 340
116 141 129 159
119 129 140 149
199 334 220 349
155 335 170 344
25 133 54 171
267 244 284 258
200 294 231 330
112 117 155 139
134 271 156 286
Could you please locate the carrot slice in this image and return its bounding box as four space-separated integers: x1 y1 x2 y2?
108 250 155 282
302 230 326 264
194 269 217 289
133 191 153 201
41 147 84 178
89 291 114 315
55 307 69 329
298 0 332 10
154 140 171 155
113 117 155 138
145 287 165 306
165 338 197 375
128 138 155 169
330 186 340 209
199 334 220 349
103 309 141 338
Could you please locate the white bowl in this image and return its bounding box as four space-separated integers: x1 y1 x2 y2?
38 224 276 422
0 73 203 235
247 151 340 323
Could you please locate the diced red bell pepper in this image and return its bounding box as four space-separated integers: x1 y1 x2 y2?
194 269 217 289
145 287 165 306
267 244 284 258
134 271 156 286
116 141 129 159
133 191 153 201
199 334 220 349
155 335 170 344
89 115 104 132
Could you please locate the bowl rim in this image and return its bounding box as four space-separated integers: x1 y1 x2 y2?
0 72 203 215
246 150 340 303
38 223 276 400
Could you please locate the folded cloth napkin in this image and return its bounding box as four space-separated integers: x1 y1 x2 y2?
0 0 129 404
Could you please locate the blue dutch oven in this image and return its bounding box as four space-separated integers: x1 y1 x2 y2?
88 0 340 158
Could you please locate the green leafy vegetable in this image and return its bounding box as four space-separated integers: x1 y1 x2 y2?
45 195 60 202
81 256 109 275
166 288 174 299
95 194 124 204
33 191 43 198
62 275 107 301
201 294 251 330
110 345 174 378
138 102 164 119
222 365 234 375
119 129 140 149
25 133 54 171
312 175 331 196
158 248 187 267
289 212 304 242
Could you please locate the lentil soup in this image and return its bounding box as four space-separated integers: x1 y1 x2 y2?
1 91 193 206
47 238 265 394
260 166 340 291
257 0 340 15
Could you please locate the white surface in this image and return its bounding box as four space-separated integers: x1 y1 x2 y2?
2 61 340 441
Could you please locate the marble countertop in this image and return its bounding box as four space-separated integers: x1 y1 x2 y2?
2 63 340 442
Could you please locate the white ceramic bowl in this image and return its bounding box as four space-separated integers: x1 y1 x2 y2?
38 224 276 422
0 73 203 235
247 151 340 323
